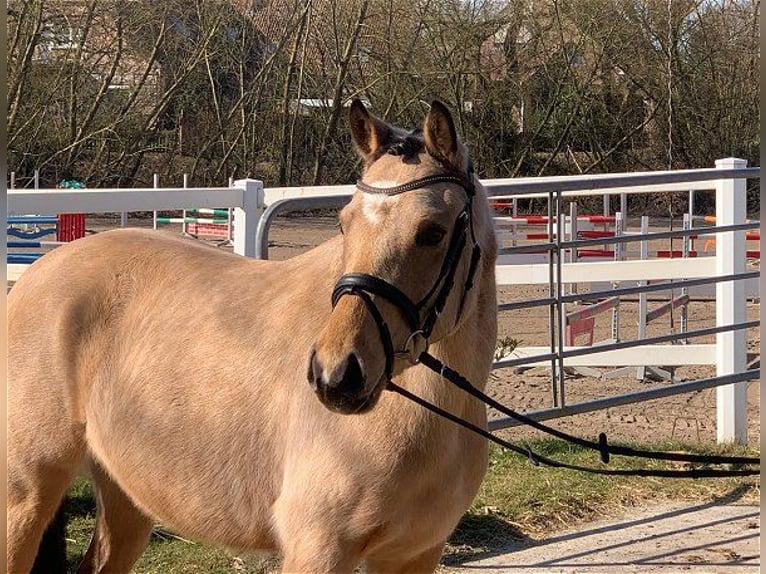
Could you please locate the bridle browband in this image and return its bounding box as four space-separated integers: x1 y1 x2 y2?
354 175 466 196
331 170 482 381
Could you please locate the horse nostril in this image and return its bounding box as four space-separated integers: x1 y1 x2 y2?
336 353 365 395
308 349 366 398
307 348 323 391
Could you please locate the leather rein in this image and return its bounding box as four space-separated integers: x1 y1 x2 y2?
330 170 759 478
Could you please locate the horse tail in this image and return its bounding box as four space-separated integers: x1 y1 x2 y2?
30 502 68 574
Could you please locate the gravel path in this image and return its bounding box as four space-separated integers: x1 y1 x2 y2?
450 500 760 573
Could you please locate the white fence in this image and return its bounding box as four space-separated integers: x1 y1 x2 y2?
7 180 263 282
7 159 759 443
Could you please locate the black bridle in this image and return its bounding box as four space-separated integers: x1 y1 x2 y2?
329 168 759 478
332 171 482 381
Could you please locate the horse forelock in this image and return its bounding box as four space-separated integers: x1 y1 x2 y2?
361 138 472 192
384 129 424 160
361 124 465 172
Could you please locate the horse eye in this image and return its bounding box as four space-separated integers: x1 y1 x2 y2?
415 224 447 247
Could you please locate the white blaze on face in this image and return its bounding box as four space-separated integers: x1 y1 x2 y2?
361 181 400 224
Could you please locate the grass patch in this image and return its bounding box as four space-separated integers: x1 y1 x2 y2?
62 480 280 573
62 439 758 571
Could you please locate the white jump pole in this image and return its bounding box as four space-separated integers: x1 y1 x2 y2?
636 216 649 380
714 158 747 444
120 211 128 227
512 197 518 246
227 177 235 243
568 202 578 295
602 193 610 250
688 188 695 219
681 212 690 336
610 211 624 343
120 175 130 227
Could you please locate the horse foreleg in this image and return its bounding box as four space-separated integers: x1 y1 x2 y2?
76 461 153 574
7 475 70 574
275 512 364 573
280 538 362 574
364 542 445 574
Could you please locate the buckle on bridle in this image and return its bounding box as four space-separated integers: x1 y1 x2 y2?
395 329 429 365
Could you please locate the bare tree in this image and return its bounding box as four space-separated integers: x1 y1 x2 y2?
310 0 370 185
6 0 759 207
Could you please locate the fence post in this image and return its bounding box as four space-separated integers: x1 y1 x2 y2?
233 178 264 258
714 157 747 444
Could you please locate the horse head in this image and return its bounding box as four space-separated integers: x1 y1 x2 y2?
308 99 496 414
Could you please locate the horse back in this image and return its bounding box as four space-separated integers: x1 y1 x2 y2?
8 229 254 423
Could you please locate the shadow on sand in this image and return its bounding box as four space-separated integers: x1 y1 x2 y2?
443 485 759 570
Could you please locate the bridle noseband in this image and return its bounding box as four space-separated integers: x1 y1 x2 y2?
331 170 482 382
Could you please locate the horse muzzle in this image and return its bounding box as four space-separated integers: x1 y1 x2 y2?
307 347 383 414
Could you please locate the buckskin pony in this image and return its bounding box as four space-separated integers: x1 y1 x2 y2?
8 100 498 573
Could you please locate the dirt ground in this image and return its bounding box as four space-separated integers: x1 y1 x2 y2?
9 212 761 572
449 500 760 573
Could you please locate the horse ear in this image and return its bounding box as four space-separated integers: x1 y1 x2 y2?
349 99 393 161
423 100 459 167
